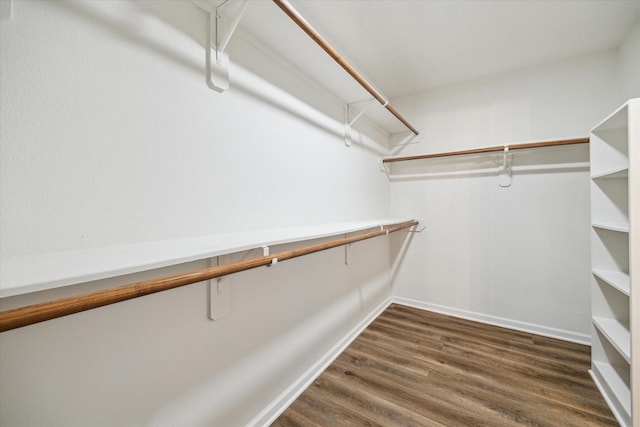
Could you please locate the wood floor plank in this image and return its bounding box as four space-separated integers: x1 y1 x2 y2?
346 334 612 426
359 322 599 409
378 309 591 371
344 336 610 425
330 351 528 426
272 304 617 426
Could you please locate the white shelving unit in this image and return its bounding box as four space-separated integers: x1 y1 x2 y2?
589 98 638 427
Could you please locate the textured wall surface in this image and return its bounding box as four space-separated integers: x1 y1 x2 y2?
0 2 392 425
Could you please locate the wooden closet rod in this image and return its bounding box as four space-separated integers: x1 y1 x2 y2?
0 220 418 333
272 0 419 136
382 137 589 164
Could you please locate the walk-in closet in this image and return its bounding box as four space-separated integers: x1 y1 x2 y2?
0 1 638 425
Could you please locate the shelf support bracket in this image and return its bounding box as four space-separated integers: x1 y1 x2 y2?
344 233 351 265
406 220 426 232
389 131 421 148
195 0 248 93
498 146 512 187
208 256 231 321
262 245 278 267
378 156 391 174
345 99 382 147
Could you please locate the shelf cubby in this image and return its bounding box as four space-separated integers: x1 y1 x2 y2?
591 227 629 273
591 177 629 227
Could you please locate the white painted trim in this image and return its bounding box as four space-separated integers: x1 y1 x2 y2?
246 297 393 427
392 297 591 346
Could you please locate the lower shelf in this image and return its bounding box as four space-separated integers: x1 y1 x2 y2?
592 269 630 296
590 361 631 427
593 317 631 363
592 222 631 233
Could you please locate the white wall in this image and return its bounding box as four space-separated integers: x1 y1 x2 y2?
389 50 622 342
0 1 393 425
0 0 389 258
619 20 640 100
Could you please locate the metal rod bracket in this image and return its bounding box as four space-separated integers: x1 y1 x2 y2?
344 233 351 265
195 0 248 93
498 146 512 187
407 222 426 233
378 156 391 174
208 257 231 321
389 131 421 147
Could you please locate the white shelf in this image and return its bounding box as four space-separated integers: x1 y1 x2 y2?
590 100 629 179
591 100 629 133
592 222 630 233
0 218 415 298
591 167 629 179
593 269 630 296
593 317 631 363
591 361 631 426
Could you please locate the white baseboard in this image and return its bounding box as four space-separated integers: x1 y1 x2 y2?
392 296 591 346
246 297 393 427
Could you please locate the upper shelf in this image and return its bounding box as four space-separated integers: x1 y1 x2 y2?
0 219 414 299
591 100 630 134
227 0 418 136
270 0 418 136
591 167 629 180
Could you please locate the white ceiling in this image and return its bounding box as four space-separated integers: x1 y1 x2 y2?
238 0 640 102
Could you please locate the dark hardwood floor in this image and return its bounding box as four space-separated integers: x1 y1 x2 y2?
272 304 616 426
